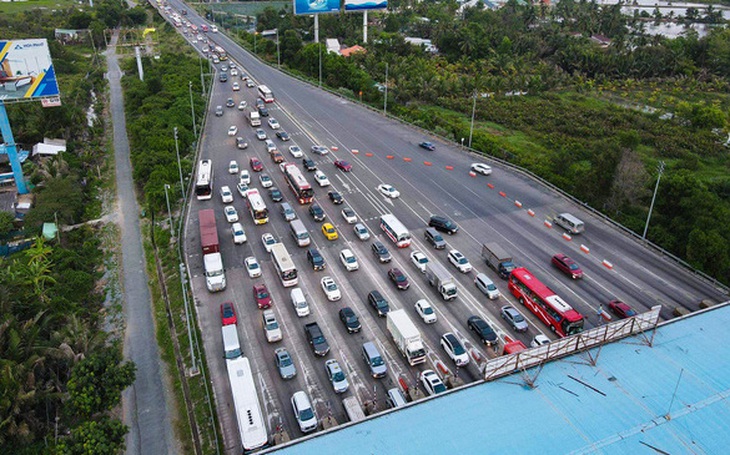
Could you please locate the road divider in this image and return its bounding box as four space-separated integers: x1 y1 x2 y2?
562 233 572 241
365 152 373 157
498 191 507 198
331 146 338 151
403 157 412 162
544 220 553 228
424 161 433 166
514 200 522 208
487 183 495 189
527 209 535 217
580 244 590 254
602 260 614 269
469 171 476 177
445 165 454 171
386 155 394 160
352 149 359 154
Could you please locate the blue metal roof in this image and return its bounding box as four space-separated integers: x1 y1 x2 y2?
272 303 730 454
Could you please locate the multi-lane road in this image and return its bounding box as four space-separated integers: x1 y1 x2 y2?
161 3 728 452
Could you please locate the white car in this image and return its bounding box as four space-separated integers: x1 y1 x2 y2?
255 129 267 140
220 185 233 203
311 145 329 155
259 173 273 188
325 359 349 393
470 163 493 175
265 139 277 153
415 299 437 324
239 170 251 185
448 249 472 273
267 118 280 129
224 205 238 223
228 160 239 174
289 145 303 158
410 250 429 273
246 79 255 88
232 82 240 91
230 68 239 76
440 332 469 366
231 223 247 244
353 223 370 241
377 184 400 198
237 100 247 110
236 182 249 197
420 370 447 396
314 170 330 187
244 256 262 278
291 391 317 434
262 309 283 343
531 334 551 348
339 249 359 271
341 207 357 224
261 233 277 252
227 125 238 136
320 276 341 301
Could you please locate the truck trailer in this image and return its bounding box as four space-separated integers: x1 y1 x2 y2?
386 309 426 365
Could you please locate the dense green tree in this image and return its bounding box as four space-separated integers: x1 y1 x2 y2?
56 417 127 455
67 348 136 419
0 211 14 236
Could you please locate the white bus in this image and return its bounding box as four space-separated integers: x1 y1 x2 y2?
195 159 213 200
270 243 298 287
257 85 275 103
226 357 269 453
244 189 269 225
380 214 411 248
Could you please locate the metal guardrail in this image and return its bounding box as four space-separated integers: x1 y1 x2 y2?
483 305 662 381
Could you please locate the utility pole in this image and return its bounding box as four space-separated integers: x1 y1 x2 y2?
163 184 174 238
468 92 477 148
180 262 198 375
318 41 322 88
384 62 388 116
174 127 185 202
276 29 281 69
643 160 665 240
189 81 197 138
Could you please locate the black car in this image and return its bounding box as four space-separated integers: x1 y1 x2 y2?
429 215 459 234
268 187 283 202
419 141 435 151
328 191 343 205
276 131 290 141
258 106 269 117
338 307 361 333
304 322 330 357
303 157 317 171
307 248 326 271
367 290 390 317
255 99 265 109
309 203 325 221
388 268 410 290
219 72 228 83
371 241 392 263
467 316 498 346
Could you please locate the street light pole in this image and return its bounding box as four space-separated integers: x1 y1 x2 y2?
318 41 322 88
643 160 665 240
468 92 477 148
189 81 197 138
276 29 281 69
180 262 198 375
163 184 174 238
384 62 388 116
174 127 185 202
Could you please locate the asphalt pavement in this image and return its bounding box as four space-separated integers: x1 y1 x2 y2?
106 30 178 455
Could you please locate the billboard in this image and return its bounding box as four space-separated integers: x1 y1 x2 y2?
293 0 341 15
0 39 60 102
344 0 387 10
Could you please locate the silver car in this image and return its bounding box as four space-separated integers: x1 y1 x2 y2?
325 359 349 393
501 305 529 333
353 223 370 241
275 347 297 379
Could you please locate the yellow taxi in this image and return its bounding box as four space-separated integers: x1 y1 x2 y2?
321 223 339 241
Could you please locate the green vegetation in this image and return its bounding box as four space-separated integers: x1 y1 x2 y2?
227 0 730 285
0 0 78 15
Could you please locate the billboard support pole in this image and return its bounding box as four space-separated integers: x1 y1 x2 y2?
0 103 29 194
314 14 319 43
363 11 368 44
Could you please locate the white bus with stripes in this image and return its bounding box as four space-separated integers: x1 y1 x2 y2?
244 189 269 225
226 357 269 452
380 214 411 248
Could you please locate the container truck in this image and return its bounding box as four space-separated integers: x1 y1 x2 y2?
204 252 226 292
425 262 457 300
198 209 219 255
386 309 426 365
481 242 516 279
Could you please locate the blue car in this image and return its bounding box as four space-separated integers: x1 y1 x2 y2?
419 141 435 151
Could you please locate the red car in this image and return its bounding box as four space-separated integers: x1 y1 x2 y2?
220 301 237 325
551 253 583 279
388 268 410 290
250 157 264 172
253 283 272 309
334 160 352 172
608 300 637 319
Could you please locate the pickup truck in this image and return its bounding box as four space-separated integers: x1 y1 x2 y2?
304 322 330 356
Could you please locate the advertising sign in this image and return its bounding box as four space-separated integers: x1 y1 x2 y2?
344 0 387 10
0 39 60 102
293 0 341 15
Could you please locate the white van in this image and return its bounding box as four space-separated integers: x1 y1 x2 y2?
386 388 407 409
474 273 500 300
290 287 310 317
265 139 277 153
554 213 585 234
291 391 317 433
221 325 242 359
290 219 310 247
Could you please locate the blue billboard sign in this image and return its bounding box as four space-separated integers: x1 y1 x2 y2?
344 0 387 10
293 0 341 15
0 39 60 102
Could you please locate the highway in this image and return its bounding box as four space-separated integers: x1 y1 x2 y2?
160 2 729 452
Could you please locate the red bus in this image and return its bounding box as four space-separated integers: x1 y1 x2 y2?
282 163 314 204
508 267 584 337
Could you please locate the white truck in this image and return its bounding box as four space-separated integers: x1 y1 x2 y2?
425 262 457 300
386 309 426 366
249 110 261 126
342 396 366 423
204 252 226 292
